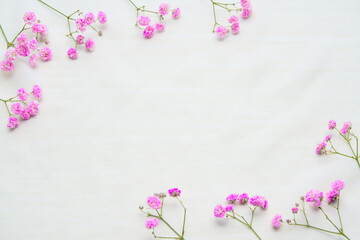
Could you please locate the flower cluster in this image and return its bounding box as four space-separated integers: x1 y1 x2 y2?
139 188 186 239
1 85 42 129
211 0 252 39
0 12 51 72
38 0 106 60
316 120 359 168
272 180 351 239
128 1 180 39
214 193 267 239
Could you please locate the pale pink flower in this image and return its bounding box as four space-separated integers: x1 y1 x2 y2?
331 180 345 191
97 11 107 24
32 85 42 99
76 18 87 32
214 204 226 218
324 135 332 142
31 23 48 36
23 12 37 25
232 22 240 34
328 120 336 130
291 207 298 213
28 101 39 116
316 142 326 154
29 54 38 67
225 204 234 212
17 33 28 45
85 39 95 51
340 121 352 134
29 38 39 50
18 88 29 101
272 214 282 228
5 49 18 61
143 25 155 39
15 44 30 57
250 195 268 209
77 35 85 45
172 8 181 19
11 103 24 115
145 217 159 229
228 15 239 24
168 188 181 197
158 3 169 16
305 190 324 207
84 12 95 25
138 16 151 26
155 22 165 32
241 7 252 19
226 193 239 203
147 195 162 209
7 116 19 129
20 108 31 120
39 47 52 61
215 25 227 38
0 59 15 71
67 48 78 59
326 190 339 203
238 193 249 204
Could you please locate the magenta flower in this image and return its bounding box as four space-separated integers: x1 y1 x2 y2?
272 214 282 228
20 108 31 120
331 180 345 191
172 8 181 19
225 204 234 212
328 120 336 130
84 12 95 25
155 23 165 32
23 12 37 25
291 207 298 213
28 101 39 116
147 195 162 209
228 15 239 24
29 54 37 67
238 193 249 204
316 142 326 154
143 25 155 39
138 16 151 26
5 49 18 61
76 18 87 32
11 103 24 115
32 85 42 99
0 59 15 71
29 38 39 50
97 11 107 24
168 188 181 197
77 35 85 45
145 217 159 229
250 195 268 209
326 190 339 203
39 47 52 61
305 190 324 207
7 117 19 129
67 48 78 59
226 193 239 203
340 121 352 134
18 88 29 101
232 22 240 34
214 204 226 218
15 44 30 57
158 3 169 16
85 39 95 51
215 25 227 38
324 134 332 142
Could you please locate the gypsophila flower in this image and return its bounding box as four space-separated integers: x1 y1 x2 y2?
172 8 181 19
226 193 239 203
316 142 326 155
15 44 30 57
0 59 15 71
145 217 159 229
305 190 323 207
39 47 52 61
158 3 169 16
228 15 239 24
5 49 18 61
291 207 298 213
29 38 39 50
77 35 85 45
238 193 249 204
143 25 155 39
147 195 162 209
328 120 336 130
76 18 88 32
18 88 29 101
23 12 37 25
29 54 37 67
85 38 95 51
225 204 234 212
84 12 95 25
67 48 78 59
331 180 345 191
215 25 227 38
168 188 181 197
214 204 226 218
7 116 19 129
324 134 332 142
32 85 42 99
340 121 352 134
97 11 107 24
249 195 268 209
138 16 151 26
272 214 282 228
11 102 23 115
326 190 339 203
155 22 165 32
20 107 31 120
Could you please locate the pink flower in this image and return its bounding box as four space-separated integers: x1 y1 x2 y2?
76 18 87 32
324 135 332 142
250 195 268 209
85 12 95 25
158 3 169 16
328 120 336 130
316 142 326 154
155 22 165 32
97 11 107 24
29 38 39 50
228 15 239 24
238 193 249 204
172 8 181 19
15 44 30 57
7 116 19 129
145 217 159 229
331 180 345 191
241 0 252 8
138 16 151 26
31 23 48 36
272 214 282 228
0 59 15 71
77 35 85 45
143 25 155 39
85 39 95 51
20 108 31 120
17 33 28 45
225 204 234 212
11 103 24 115
326 190 339 203
147 195 162 209
5 49 18 61
291 207 298 213
215 25 227 38
28 101 39 116
23 12 37 25
18 88 29 101
232 22 240 34
29 54 38 67
340 121 352 134
168 188 181 197
67 48 78 59
226 193 239 203
305 190 324 207
214 204 226 218
39 47 52 61
32 85 42 99
241 7 252 19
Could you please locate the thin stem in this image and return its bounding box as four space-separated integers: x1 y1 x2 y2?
176 197 186 237
155 210 182 238
337 195 343 231
319 207 342 234
250 208 256 227
288 223 341 235
3 102 11 116
227 214 261 240
329 151 356 160
128 0 138 9
38 0 68 18
0 24 9 44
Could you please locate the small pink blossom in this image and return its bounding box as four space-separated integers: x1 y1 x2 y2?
20 108 31 120
340 121 352 134
138 16 151 26
143 25 155 39
158 3 169 16
39 47 52 61
291 207 298 213
32 85 42 99
228 15 239 24
232 22 240 34
155 22 165 32
147 195 162 209
0 59 15 71
5 49 18 61
305 190 324 207
238 193 249 204
324 135 332 142
23 12 37 25
326 190 339 203
28 101 39 116
328 120 336 130
214 204 226 218
76 18 87 32
84 12 95 25
215 25 227 38
85 39 95 51
225 204 234 212
15 44 30 57
145 217 159 229
241 7 252 19
272 214 282 228
7 116 19 129
18 88 29 101
29 54 38 67
29 38 39 50
226 193 239 203
67 48 78 59
331 180 345 191
97 11 107 24
11 103 24 115
316 142 327 154
250 195 268 209
31 23 48 36
77 35 85 45
17 33 28 45
168 188 181 197
172 8 181 19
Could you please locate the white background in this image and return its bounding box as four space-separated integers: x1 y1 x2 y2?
0 0 360 239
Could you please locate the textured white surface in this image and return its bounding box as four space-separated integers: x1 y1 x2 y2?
0 0 360 239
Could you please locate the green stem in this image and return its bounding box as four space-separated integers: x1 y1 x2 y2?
330 151 356 160
337 195 343 231
289 223 341 235
155 210 182 239
0 24 9 45
319 207 343 234
227 214 261 240
128 0 138 9
38 0 68 18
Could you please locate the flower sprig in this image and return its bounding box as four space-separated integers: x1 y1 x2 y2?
316 120 359 168
0 12 51 71
139 188 186 240
128 0 180 39
273 180 351 240
214 193 268 240
210 0 252 39
38 0 107 60
1 85 42 129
